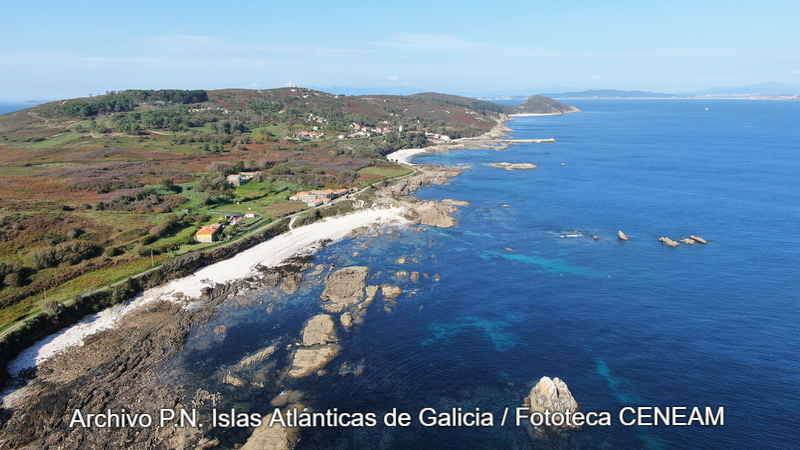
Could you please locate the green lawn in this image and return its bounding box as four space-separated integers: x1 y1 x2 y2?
358 166 413 178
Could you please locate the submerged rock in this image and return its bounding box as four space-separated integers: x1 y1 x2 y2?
442 198 471 206
242 403 304 450
525 377 579 429
270 390 303 407
618 231 628 241
223 371 247 387
232 344 277 371
691 235 708 244
658 237 680 247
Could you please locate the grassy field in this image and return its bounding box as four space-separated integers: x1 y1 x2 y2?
0 85 504 336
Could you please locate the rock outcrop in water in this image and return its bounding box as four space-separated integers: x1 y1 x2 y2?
691 235 708 244
242 403 304 450
658 237 680 247
320 266 368 313
380 285 403 299
301 314 337 346
288 314 340 378
525 376 580 429
402 199 457 228
487 162 538 171
0 277 256 448
383 165 465 197
680 238 696 245
618 231 628 241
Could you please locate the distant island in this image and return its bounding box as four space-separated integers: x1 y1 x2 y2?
542 89 681 99
541 84 800 100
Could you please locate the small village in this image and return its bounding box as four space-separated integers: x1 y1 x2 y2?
195 172 353 243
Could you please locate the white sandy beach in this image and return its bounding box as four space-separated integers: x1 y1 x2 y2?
5 207 408 377
386 119 517 166
386 146 434 165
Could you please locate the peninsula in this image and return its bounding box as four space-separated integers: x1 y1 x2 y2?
0 87 577 390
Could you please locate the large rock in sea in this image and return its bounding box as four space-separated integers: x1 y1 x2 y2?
690 235 708 244
618 231 628 241
320 266 369 313
288 314 340 378
487 162 538 171
402 199 457 228
301 314 337 346
525 376 579 429
658 237 680 247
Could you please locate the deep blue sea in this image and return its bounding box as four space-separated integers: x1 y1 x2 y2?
175 100 800 449
0 104 30 116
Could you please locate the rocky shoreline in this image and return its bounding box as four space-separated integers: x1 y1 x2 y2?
0 148 471 448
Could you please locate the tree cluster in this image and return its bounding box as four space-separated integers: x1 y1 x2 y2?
26 241 100 270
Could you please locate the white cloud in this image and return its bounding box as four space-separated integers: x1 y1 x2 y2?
792 71 800 75
590 75 602 80
388 76 400 82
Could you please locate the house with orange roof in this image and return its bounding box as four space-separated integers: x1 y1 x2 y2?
196 223 222 243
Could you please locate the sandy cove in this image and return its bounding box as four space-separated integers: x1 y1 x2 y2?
387 114 561 165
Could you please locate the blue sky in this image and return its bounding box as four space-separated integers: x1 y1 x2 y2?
2 0 799 101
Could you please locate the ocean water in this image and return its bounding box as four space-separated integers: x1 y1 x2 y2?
0 104 30 116
173 100 800 448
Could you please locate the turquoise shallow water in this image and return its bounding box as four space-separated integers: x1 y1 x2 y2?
177 100 800 448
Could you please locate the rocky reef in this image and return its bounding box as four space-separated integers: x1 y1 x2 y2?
320 266 369 313
288 314 340 378
402 199 458 228
241 403 304 450
658 237 681 247
487 162 538 171
525 376 580 429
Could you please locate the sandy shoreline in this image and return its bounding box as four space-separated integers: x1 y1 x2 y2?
4 118 506 393
387 119 513 165
5 116 519 381
5 207 407 376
